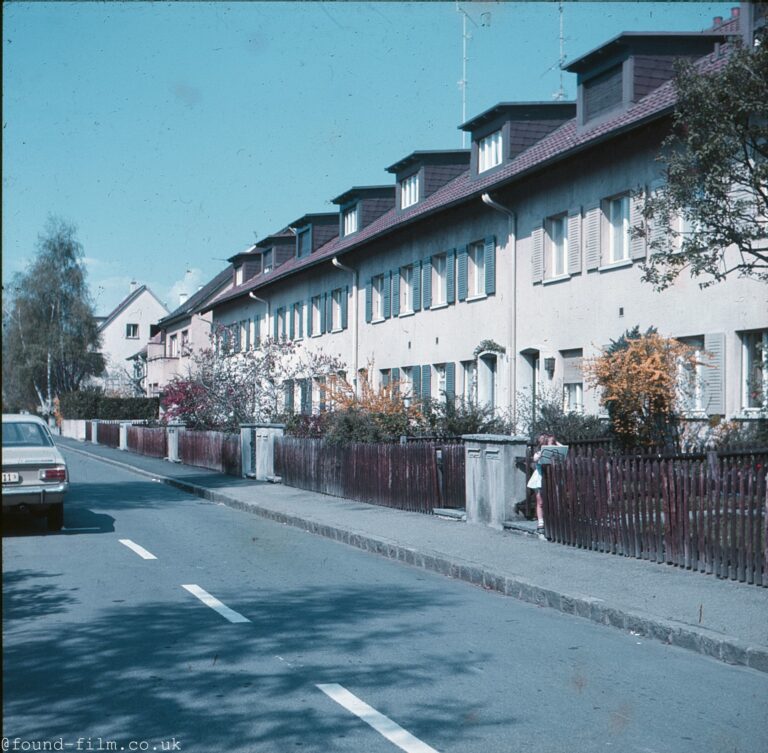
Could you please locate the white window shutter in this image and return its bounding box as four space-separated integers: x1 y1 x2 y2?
703 333 726 415
630 189 646 260
584 203 601 270
567 207 582 275
531 226 544 283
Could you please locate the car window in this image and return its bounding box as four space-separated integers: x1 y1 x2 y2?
2 422 54 448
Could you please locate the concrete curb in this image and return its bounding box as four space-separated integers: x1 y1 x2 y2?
60 442 768 674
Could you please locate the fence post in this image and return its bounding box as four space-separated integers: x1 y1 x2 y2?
240 424 256 478
91 420 99 444
119 422 130 451
167 423 183 463
463 434 529 529
250 423 285 481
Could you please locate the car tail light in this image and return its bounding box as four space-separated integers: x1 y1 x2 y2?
40 466 67 482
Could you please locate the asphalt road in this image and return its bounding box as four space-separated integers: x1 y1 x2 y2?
3 447 767 753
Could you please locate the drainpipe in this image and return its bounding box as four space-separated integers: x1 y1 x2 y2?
332 257 359 396
481 192 517 426
248 291 270 340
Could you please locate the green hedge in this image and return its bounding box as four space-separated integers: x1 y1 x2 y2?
60 391 159 421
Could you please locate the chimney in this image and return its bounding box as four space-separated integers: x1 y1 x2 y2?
731 7 739 18
179 292 188 306
713 16 723 26
129 280 138 293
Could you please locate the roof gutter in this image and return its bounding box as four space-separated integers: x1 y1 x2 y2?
481 193 517 426
332 257 360 396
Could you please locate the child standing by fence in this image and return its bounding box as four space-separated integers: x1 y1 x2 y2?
527 433 559 539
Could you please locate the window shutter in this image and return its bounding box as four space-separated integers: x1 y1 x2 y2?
567 208 582 275
326 292 333 331
391 367 400 392
273 309 279 340
584 203 602 270
244 319 251 350
421 365 432 400
630 189 646 260
648 179 666 250
412 261 422 312
365 279 373 323
531 226 544 283
298 302 304 338
320 293 328 333
411 366 421 400
289 306 295 340
446 248 456 304
422 257 432 309
341 286 349 330
484 236 496 295
703 333 726 415
445 362 455 405
458 245 468 301
254 315 261 347
391 271 400 317
284 379 294 413
306 300 313 337
383 272 391 319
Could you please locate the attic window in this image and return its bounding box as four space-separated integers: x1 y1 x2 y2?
297 227 311 258
262 249 273 274
126 323 139 339
400 173 420 209
235 266 244 285
478 130 503 173
342 205 359 236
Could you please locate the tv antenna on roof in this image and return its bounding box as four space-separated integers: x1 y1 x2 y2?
456 2 489 148
553 2 567 100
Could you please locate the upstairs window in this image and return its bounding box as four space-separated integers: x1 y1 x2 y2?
311 295 322 335
331 288 343 331
546 214 568 278
168 334 179 358
126 323 139 339
478 129 503 173
371 274 385 320
400 173 419 209
262 250 273 274
607 194 630 263
297 227 311 258
431 253 448 306
342 205 359 236
235 266 244 286
181 329 190 354
467 242 485 297
277 308 287 340
292 303 303 340
400 265 414 313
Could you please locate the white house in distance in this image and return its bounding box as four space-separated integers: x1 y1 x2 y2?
94 282 169 396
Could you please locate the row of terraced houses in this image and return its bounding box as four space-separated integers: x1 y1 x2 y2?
131 6 766 427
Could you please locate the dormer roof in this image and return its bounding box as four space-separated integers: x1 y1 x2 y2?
459 102 576 133
386 150 470 175
331 185 394 206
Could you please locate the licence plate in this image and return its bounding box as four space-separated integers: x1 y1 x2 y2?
2 472 20 484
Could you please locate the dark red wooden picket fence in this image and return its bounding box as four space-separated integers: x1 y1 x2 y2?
127 426 168 459
274 437 465 513
543 452 768 586
178 429 241 476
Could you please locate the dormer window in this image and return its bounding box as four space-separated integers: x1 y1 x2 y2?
262 249 273 274
400 173 420 209
296 227 312 258
235 266 244 286
342 204 359 236
478 129 503 173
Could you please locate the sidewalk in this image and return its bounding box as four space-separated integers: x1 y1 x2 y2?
57 437 768 673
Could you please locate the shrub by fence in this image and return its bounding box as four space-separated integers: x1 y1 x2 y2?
127 426 168 459
543 451 768 586
275 437 464 513
178 429 241 476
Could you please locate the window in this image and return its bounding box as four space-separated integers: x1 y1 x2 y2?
277 308 287 340
400 265 414 313
292 303 303 340
563 383 584 414
342 205 359 236
432 253 447 306
400 173 419 209
607 194 630 263
742 330 768 411
181 329 190 354
380 369 391 390
561 349 583 413
168 334 179 358
126 323 139 339
262 250 273 274
311 295 322 335
235 266 244 285
297 227 311 258
547 214 568 278
467 242 485 297
462 360 477 404
478 353 497 410
331 288 343 331
676 336 705 415
434 364 446 397
372 274 385 320
478 129 503 173
401 367 414 404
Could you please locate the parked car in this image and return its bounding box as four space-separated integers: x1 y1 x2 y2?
2 414 68 531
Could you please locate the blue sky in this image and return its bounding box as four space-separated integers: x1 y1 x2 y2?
3 1 735 316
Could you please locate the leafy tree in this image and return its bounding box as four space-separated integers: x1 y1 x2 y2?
2 217 104 413
583 326 700 452
640 31 768 289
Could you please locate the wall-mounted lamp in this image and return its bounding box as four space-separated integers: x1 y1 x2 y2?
544 357 556 377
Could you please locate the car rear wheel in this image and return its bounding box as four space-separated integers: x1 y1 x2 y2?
47 503 64 532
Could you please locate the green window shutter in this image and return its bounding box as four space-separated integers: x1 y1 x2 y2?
289 306 295 340
567 208 582 275
341 286 349 330
422 257 432 309
254 314 261 347
484 236 496 295
365 279 373 323
458 245 468 301
412 261 422 312
421 365 432 400
411 366 421 400
298 302 304 338
446 248 456 304
306 299 313 337
273 309 279 340
320 293 328 333
284 379 294 413
391 367 400 393
391 271 400 317
383 272 391 319
445 362 455 405
244 319 251 350
703 333 726 415
326 292 333 331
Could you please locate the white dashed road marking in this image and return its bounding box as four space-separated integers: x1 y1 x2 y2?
119 539 157 560
181 584 251 623
317 683 440 753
